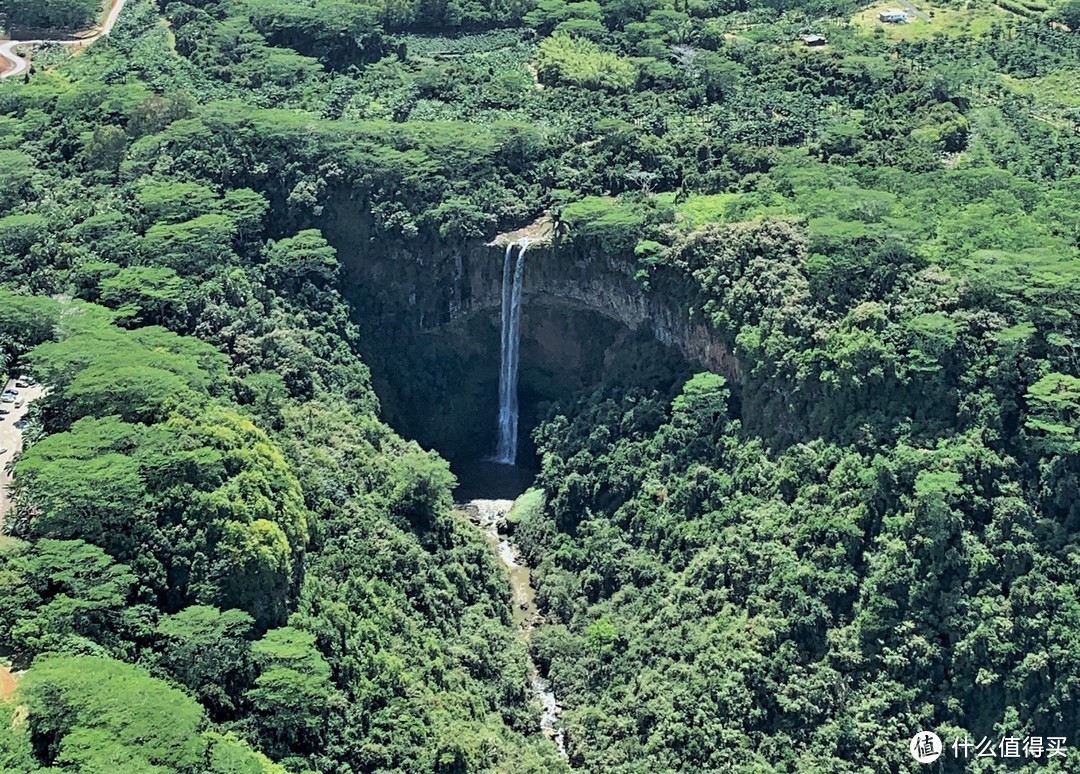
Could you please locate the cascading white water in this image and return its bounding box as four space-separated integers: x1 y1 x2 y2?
505 242 529 456
495 240 529 464
496 242 514 461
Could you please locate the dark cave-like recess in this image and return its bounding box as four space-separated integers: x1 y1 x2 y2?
359 299 693 469
324 212 709 492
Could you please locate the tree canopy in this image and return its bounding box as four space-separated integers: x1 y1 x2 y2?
0 0 1078 770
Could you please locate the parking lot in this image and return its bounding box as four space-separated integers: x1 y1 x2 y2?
0 377 45 530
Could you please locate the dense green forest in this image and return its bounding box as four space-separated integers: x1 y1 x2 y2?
1 0 101 31
0 0 1078 770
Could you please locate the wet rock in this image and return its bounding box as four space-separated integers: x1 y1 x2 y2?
466 498 568 761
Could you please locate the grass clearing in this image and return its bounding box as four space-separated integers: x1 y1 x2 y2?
676 193 743 227
662 192 793 230
1001 69 1080 108
852 1 1008 40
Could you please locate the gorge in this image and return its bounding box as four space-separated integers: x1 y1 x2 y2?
327 212 733 484
4 2 1079 771
462 498 568 760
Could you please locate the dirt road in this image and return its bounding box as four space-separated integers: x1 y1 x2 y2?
0 664 15 700
0 380 45 532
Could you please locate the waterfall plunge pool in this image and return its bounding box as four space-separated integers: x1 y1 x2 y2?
452 458 537 502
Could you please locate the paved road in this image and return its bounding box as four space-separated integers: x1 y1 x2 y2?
0 380 45 532
0 0 128 79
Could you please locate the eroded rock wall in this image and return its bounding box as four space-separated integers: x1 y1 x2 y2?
340 236 735 377
324 207 735 461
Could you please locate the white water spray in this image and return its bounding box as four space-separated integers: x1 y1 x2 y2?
495 240 529 464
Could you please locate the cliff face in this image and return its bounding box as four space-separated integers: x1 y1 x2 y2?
343 237 736 376
326 208 734 462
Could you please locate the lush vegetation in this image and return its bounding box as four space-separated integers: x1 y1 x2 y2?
2 0 101 30
0 0 1078 770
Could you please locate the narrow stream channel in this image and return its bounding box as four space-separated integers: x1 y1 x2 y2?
460 498 567 761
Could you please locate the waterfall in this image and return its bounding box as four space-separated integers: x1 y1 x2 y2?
496 242 513 461
495 240 529 464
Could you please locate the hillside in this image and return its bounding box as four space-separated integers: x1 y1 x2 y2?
0 0 1078 771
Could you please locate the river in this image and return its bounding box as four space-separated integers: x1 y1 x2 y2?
459 497 567 760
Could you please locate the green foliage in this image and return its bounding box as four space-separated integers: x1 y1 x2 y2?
0 215 48 261
26 321 222 423
15 655 283 773
206 732 290 774
1058 0 1080 27
12 314 309 625
262 229 339 293
1026 373 1080 453
155 605 255 719
387 448 457 530
0 539 136 659
524 363 1080 769
536 33 638 90
562 195 673 250
0 701 37 771
143 214 238 275
4 0 99 30
14 423 149 552
98 265 192 326
84 126 129 175
135 179 220 225
22 654 208 771
248 627 336 756
0 150 35 213
0 291 63 376
2 2 1080 772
